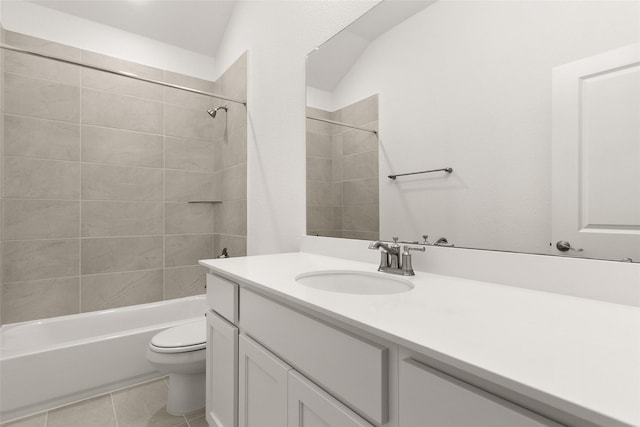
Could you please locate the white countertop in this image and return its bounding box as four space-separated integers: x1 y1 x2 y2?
200 252 640 427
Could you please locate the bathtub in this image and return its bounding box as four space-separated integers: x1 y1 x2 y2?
0 295 208 422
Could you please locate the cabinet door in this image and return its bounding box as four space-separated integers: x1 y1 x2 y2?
238 335 291 427
206 310 238 427
288 371 374 427
399 359 563 427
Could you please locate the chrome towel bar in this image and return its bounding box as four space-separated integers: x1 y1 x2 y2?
388 168 453 180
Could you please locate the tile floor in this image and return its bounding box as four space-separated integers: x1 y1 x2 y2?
1 378 207 427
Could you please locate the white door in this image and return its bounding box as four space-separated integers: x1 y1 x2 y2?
288 371 373 427
238 335 291 427
552 43 640 262
206 310 238 427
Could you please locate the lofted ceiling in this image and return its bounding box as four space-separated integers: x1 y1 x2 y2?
27 0 236 57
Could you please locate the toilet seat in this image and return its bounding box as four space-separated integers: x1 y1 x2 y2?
150 318 206 354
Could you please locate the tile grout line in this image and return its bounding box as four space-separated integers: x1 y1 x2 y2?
163 70 167 302
78 50 83 316
109 392 120 427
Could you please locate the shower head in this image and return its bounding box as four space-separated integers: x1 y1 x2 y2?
207 105 228 118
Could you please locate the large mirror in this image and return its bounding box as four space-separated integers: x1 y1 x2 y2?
306 0 640 263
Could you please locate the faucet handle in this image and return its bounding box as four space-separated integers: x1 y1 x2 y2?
403 244 426 254
422 235 430 245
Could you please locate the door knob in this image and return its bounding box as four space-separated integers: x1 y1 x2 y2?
556 241 583 252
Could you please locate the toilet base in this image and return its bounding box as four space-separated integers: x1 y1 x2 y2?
166 372 206 415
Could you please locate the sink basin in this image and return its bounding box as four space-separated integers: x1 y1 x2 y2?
295 270 413 295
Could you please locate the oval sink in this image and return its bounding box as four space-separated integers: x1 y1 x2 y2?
295 270 413 295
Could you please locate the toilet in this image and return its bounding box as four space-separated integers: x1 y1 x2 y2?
146 318 207 415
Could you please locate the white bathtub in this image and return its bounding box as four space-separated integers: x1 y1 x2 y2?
0 295 208 422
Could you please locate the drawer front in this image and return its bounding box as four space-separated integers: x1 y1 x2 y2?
240 288 388 425
206 273 238 323
400 359 563 427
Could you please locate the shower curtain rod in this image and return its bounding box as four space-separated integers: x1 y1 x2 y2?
0 44 247 105
306 115 378 135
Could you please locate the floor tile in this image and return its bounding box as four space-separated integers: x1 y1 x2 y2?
112 379 186 427
187 416 208 427
46 395 116 427
184 409 205 421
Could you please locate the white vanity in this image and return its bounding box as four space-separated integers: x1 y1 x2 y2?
200 250 639 427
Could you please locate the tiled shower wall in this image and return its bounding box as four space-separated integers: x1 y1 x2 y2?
0 30 247 324
306 94 379 240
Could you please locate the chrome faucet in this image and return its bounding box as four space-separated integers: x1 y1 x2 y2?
369 237 425 276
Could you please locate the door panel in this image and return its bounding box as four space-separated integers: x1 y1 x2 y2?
552 43 640 262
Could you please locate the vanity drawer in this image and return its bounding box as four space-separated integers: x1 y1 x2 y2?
239 288 388 425
206 273 238 323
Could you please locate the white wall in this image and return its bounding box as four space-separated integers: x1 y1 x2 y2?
215 0 378 255
314 0 639 255
1 1 217 80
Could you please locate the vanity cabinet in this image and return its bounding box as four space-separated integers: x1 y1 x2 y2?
399 358 563 427
288 370 374 427
205 271 568 427
238 335 290 427
206 311 238 427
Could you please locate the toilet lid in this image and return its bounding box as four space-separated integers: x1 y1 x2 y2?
150 318 206 353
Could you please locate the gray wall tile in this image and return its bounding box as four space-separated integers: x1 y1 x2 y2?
165 137 215 172
4 115 80 161
165 87 214 110
0 35 247 323
81 50 163 101
214 200 247 236
165 170 217 202
216 124 247 169
221 163 247 201
165 234 213 268
219 52 247 100
342 204 379 232
81 201 163 237
81 236 163 275
306 206 333 231
4 73 80 122
82 88 163 133
4 50 79 85
2 239 79 282
306 180 331 207
342 150 378 180
4 31 80 85
342 230 380 240
307 157 332 182
1 277 80 324
165 104 215 141
336 94 378 126
4 30 81 60
81 269 163 312
164 266 206 299
82 126 163 168
342 125 378 155
306 131 332 158
213 234 247 258
165 202 214 235
4 157 80 199
82 164 163 201
343 178 379 205
164 71 218 93
3 199 79 240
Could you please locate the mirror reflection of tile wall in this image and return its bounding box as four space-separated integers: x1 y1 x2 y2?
306 95 379 240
